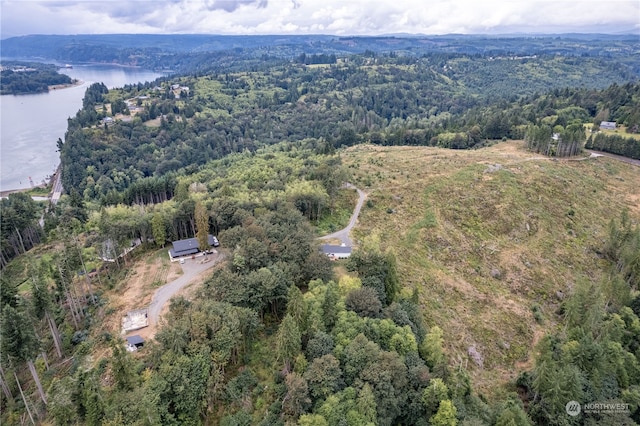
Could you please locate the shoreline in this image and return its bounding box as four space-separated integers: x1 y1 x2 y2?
1 170 56 198
0 79 85 96
48 79 85 91
0 187 33 197
0 185 50 198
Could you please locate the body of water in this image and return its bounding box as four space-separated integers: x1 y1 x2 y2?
0 64 164 191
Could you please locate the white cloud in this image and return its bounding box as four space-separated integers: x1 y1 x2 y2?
1 0 638 38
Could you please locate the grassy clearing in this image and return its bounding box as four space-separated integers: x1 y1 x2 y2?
341 141 640 395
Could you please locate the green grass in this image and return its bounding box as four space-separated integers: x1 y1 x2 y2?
24 186 51 197
599 125 640 140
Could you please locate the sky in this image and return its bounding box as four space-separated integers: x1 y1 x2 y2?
1 0 639 39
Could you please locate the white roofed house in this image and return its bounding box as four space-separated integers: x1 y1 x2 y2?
321 243 352 260
599 121 616 130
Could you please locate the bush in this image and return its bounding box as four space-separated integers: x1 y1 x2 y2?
345 287 382 318
531 304 544 324
71 329 89 345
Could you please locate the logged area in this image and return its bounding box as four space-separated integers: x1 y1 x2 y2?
342 141 640 390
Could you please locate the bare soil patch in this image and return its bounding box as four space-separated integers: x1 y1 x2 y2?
104 249 181 339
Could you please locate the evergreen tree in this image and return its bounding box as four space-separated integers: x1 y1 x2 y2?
1 302 38 363
195 200 210 251
151 212 166 247
111 342 138 391
384 250 400 304
276 314 302 371
321 280 339 330
286 285 307 333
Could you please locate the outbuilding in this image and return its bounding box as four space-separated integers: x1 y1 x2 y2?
125 335 145 352
321 244 352 260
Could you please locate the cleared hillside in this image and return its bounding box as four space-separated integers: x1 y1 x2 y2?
341 141 640 394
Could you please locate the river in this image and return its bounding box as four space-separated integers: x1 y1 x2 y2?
0 64 165 191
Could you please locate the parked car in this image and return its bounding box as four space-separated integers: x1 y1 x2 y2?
212 236 220 247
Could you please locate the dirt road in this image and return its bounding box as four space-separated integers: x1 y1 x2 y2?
586 150 640 167
147 253 224 327
318 183 367 246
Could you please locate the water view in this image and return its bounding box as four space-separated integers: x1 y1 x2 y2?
0 64 164 191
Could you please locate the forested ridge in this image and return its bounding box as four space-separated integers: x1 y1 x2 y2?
2 38 640 425
2 33 639 74
57 52 639 208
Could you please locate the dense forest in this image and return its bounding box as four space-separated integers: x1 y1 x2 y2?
0 193 45 267
57 53 639 209
0 61 74 95
1 35 640 425
2 145 639 424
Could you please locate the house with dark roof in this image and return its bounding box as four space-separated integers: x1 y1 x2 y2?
321 244 352 259
125 335 145 352
168 235 218 260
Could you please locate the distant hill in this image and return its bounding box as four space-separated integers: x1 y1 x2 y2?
2 33 639 74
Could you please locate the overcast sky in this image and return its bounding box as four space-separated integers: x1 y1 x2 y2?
1 0 639 39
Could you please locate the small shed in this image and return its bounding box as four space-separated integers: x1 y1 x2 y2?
321 244 352 259
125 335 145 352
600 121 616 130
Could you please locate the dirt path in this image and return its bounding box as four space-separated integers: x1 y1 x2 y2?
318 183 367 246
147 253 224 329
585 149 640 167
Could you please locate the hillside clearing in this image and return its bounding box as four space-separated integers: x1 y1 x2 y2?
102 248 182 340
341 141 640 395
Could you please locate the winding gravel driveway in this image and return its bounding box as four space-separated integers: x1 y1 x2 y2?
318 183 367 246
147 253 224 326
148 183 365 329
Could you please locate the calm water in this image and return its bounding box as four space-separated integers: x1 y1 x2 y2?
0 64 164 191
